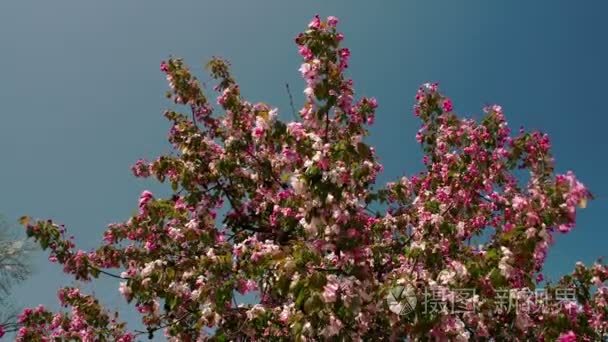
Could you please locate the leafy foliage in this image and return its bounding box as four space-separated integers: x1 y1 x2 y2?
9 15 607 341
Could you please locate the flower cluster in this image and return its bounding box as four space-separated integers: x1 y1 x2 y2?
10 15 605 341
13 290 133 341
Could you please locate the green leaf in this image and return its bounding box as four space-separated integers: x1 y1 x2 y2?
356 142 371 159
166 267 175 281
303 293 322 314
291 321 303 336
40 237 49 250
295 287 309 308
309 272 326 289
166 295 178 310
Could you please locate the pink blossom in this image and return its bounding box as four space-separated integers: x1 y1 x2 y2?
339 48 350 69
557 331 577 342
298 46 313 60
279 305 291 323
536 273 544 283
442 98 453 112
138 190 154 214
117 333 134 342
303 86 314 98
160 61 169 73
18 308 33 323
322 276 339 303
118 282 132 299
237 279 258 294
318 157 330 170
327 16 339 27
323 314 343 337
308 15 321 29
131 159 151 178
298 62 312 78
287 122 306 140
144 239 157 252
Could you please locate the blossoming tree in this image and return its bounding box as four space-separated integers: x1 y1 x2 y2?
0 219 31 338
10 16 607 341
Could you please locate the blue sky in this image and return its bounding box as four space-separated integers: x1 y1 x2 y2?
1 1 607 338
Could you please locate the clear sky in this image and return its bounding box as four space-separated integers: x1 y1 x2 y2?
1 1 607 339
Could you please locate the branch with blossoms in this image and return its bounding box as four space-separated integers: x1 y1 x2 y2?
11 15 607 341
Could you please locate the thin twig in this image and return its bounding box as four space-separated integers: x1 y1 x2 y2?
88 265 129 280
285 83 298 121
134 311 192 338
324 107 330 142
190 105 200 130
